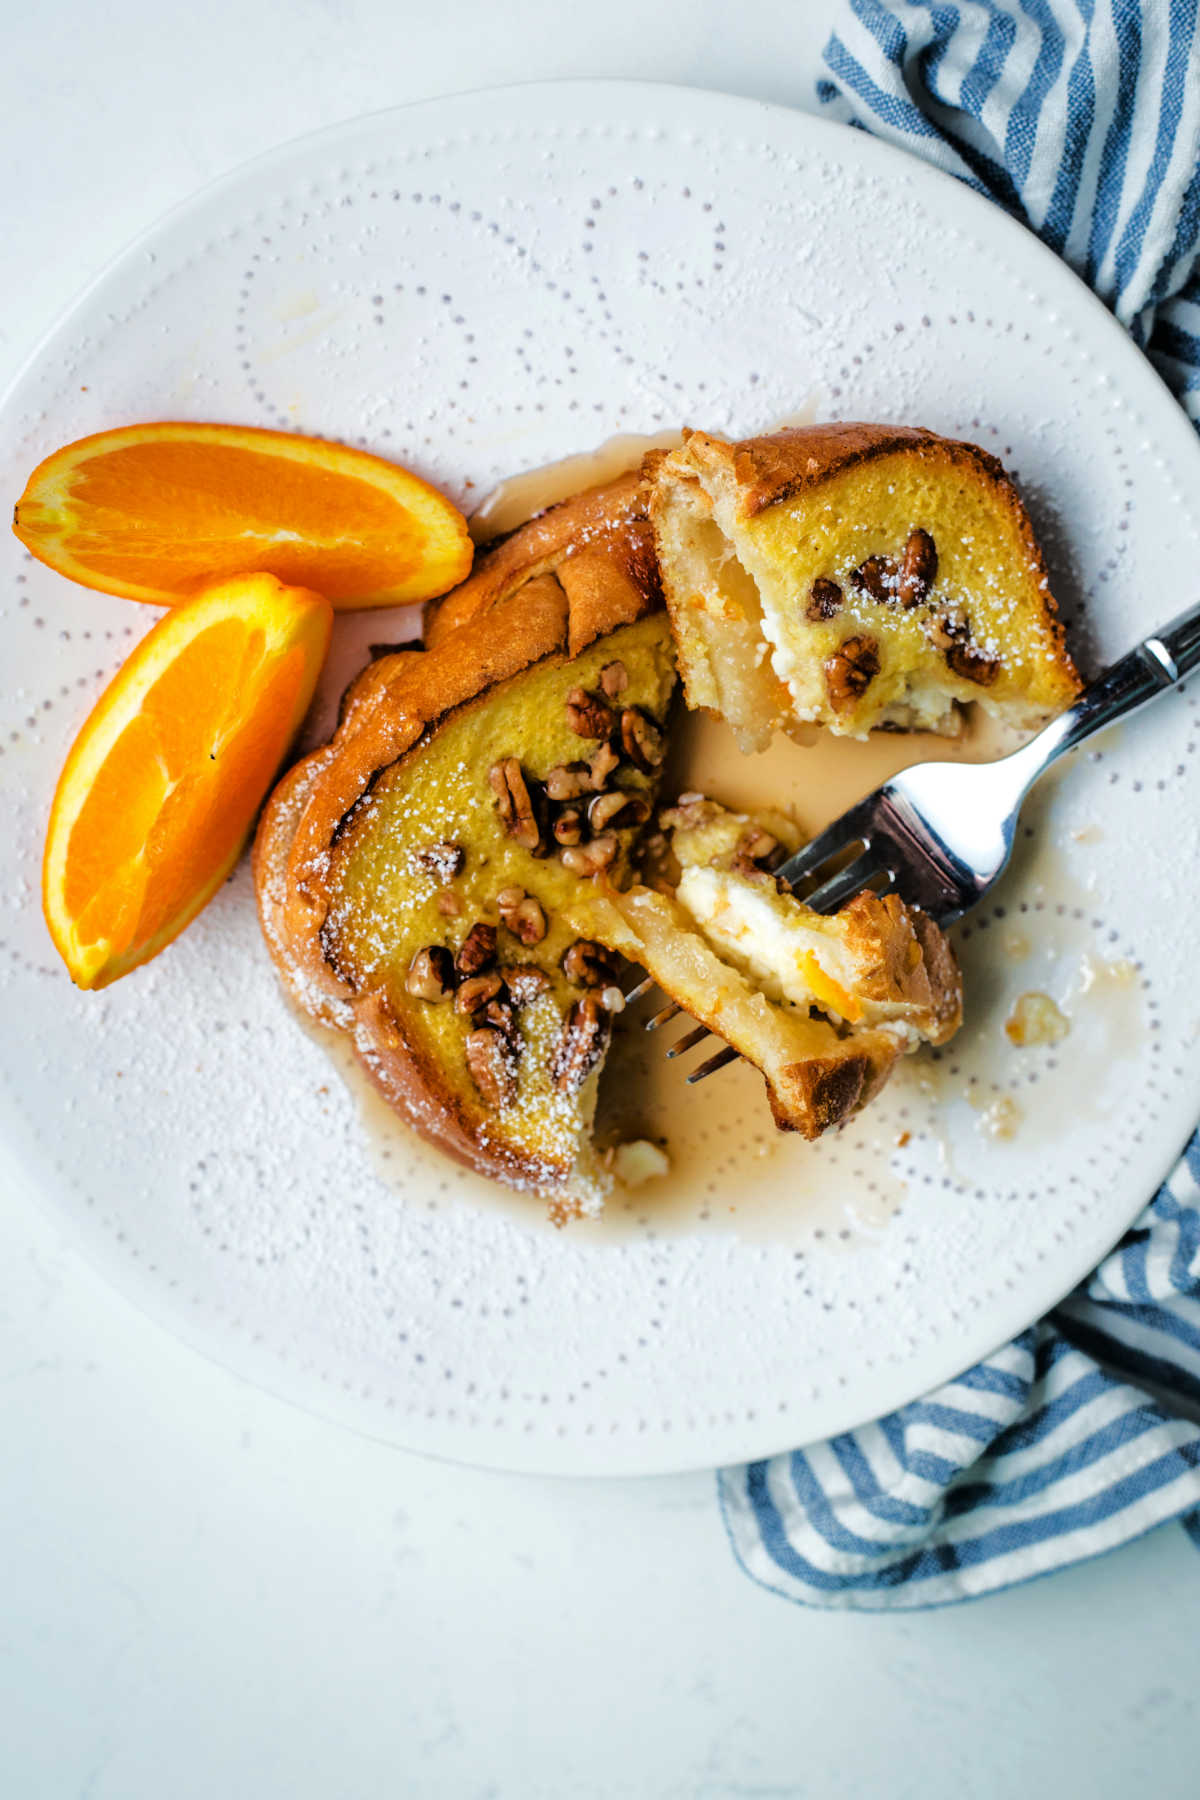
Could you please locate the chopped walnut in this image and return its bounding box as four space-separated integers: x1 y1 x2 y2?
553 806 585 846
455 921 497 976
566 686 617 740
924 609 970 651
806 578 843 622
489 758 545 853
405 945 455 1002
824 635 881 712
508 895 548 945
455 970 505 1017
588 741 621 789
560 834 618 876
551 995 612 1095
435 886 464 918
620 706 665 772
465 1027 517 1109
945 640 1002 686
850 556 899 605
499 965 551 1006
414 840 465 881
562 939 620 988
483 997 520 1051
588 789 652 833
898 528 937 607
546 761 593 802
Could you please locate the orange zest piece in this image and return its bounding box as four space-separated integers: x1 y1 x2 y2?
796 950 863 1023
43 572 332 989
13 421 473 609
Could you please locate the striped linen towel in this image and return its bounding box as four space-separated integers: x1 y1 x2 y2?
720 0 1200 1610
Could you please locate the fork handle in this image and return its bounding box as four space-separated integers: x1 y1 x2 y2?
1019 596 1200 771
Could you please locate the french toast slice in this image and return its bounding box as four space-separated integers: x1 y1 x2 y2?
254 479 675 1208
649 424 1082 749
567 799 961 1140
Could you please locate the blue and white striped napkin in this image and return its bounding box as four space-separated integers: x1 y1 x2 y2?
720 0 1200 1609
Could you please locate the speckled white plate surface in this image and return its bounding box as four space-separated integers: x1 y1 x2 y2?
2 81 1199 1476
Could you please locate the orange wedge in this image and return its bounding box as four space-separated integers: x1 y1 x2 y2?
13 421 473 608
43 572 332 989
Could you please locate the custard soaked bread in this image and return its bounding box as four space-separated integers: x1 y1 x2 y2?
649 424 1082 749
254 480 675 1206
568 799 961 1139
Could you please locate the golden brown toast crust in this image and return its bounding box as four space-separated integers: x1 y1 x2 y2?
423 469 661 655
253 476 667 1192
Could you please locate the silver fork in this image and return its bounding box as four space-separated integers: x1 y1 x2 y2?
635 598 1200 1083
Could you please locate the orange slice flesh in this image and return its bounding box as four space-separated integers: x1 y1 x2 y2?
43 572 332 989
797 950 863 1023
13 421 473 608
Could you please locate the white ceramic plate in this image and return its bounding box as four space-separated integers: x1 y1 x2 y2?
3 82 1198 1476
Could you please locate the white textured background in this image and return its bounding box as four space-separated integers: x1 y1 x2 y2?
2 4 1198 1796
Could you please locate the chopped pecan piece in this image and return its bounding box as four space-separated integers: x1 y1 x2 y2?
489 758 545 853
945 640 1002 686
455 971 504 1017
824 635 881 713
483 998 520 1051
898 529 937 608
566 686 617 740
562 939 620 988
599 660 629 698
551 995 612 1096
924 609 970 651
588 741 621 789
546 761 594 802
465 1027 517 1109
503 893 548 945
435 886 464 917
405 945 455 1002
619 707 665 772
498 964 551 1006
588 789 652 833
552 806 585 846
850 556 899 605
561 834 618 876
806 578 843 622
414 840 465 880
497 886 546 944
455 921 497 976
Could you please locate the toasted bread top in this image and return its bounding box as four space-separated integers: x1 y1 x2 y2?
671 423 1010 520
423 470 661 655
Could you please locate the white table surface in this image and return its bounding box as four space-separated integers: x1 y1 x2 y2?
3 5 1198 1795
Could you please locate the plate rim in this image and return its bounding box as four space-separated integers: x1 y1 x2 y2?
3 77 1198 1476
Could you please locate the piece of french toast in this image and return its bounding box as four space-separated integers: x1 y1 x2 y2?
648 424 1082 749
567 798 962 1139
254 477 676 1209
